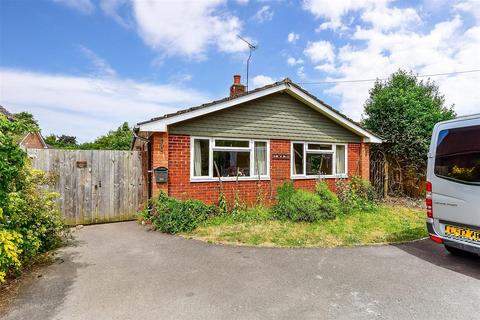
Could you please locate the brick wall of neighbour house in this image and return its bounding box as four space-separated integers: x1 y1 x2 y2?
20 133 45 149
150 133 370 206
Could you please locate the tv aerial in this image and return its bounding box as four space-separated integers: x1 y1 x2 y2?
237 35 257 91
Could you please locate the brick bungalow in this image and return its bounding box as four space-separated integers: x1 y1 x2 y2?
133 76 381 205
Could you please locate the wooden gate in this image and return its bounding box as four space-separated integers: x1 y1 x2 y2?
28 149 146 225
370 150 426 198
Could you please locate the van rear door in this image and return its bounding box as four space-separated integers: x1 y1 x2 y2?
430 121 480 227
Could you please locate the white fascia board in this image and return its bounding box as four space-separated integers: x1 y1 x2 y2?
137 84 288 132
285 85 382 143
138 120 167 132
38 132 48 149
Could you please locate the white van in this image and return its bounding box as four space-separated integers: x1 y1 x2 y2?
426 113 480 255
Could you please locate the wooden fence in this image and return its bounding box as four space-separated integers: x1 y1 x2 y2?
28 149 146 225
370 150 426 198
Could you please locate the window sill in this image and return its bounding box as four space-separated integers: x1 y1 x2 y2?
190 177 271 183
290 175 348 180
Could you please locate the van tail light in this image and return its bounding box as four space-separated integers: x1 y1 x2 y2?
426 181 433 218
429 234 443 244
426 198 433 218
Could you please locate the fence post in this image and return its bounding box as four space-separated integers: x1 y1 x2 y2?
383 160 389 198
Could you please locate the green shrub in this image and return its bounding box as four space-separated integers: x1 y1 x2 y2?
315 182 339 204
151 192 214 234
0 115 65 284
218 192 228 216
276 180 295 200
336 177 378 214
0 229 23 283
231 192 246 215
273 182 337 222
0 116 27 209
4 170 64 259
138 207 152 223
315 182 340 217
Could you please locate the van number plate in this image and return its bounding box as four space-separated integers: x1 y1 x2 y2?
444 225 480 242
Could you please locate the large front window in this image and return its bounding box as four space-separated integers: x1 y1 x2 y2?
191 137 269 180
292 142 347 177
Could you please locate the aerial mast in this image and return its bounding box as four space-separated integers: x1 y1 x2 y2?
237 35 257 92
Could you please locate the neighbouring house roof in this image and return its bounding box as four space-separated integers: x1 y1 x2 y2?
17 131 49 149
0 105 48 149
0 105 16 121
135 78 382 144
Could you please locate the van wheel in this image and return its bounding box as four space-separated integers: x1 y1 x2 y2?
444 245 470 256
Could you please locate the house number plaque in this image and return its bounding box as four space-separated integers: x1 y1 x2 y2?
272 153 289 160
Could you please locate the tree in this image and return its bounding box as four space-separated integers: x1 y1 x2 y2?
363 70 456 170
80 122 133 150
44 134 79 149
13 112 40 132
58 135 78 145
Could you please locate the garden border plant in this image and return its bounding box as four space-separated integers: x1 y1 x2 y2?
0 115 66 284
141 191 217 234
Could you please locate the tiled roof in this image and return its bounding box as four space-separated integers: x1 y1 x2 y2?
137 79 292 125
136 78 379 138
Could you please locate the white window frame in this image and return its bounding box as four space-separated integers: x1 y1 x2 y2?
190 137 270 182
290 141 348 179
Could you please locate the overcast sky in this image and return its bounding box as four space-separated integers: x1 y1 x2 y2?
1 0 479 142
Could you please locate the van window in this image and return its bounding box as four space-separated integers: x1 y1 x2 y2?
434 125 480 184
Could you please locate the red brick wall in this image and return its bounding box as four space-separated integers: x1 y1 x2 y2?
151 132 169 195
360 142 370 181
151 134 369 206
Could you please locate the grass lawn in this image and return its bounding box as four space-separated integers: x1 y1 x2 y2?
183 205 428 248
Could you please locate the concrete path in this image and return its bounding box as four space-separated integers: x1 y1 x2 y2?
1 222 479 320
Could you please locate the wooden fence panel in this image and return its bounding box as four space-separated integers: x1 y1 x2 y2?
27 149 146 225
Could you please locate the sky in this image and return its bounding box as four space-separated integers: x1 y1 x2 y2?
0 0 479 142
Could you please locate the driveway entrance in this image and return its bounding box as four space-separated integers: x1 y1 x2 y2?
2 222 479 320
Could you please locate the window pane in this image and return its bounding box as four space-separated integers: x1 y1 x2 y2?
215 139 249 148
293 143 304 175
193 139 209 176
308 143 332 150
336 145 346 174
254 141 267 176
306 153 333 175
435 125 480 183
213 151 251 177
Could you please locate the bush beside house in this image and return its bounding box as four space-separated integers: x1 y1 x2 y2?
145 192 215 234
0 115 65 284
272 181 338 222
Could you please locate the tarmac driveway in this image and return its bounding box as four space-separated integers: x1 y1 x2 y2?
1 221 479 320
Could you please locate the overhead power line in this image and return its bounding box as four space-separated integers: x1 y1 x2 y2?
297 69 480 85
